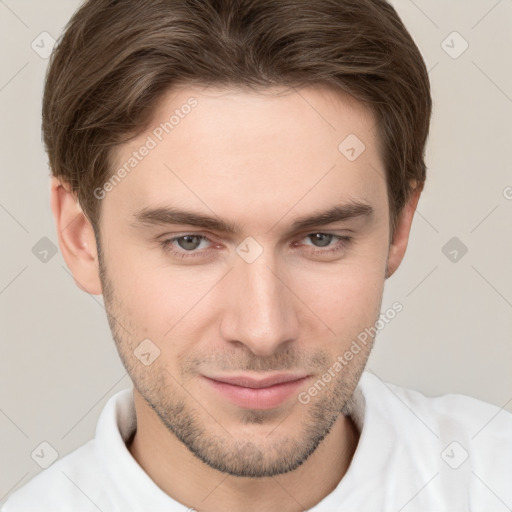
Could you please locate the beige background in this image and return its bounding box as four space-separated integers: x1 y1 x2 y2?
1 0 511 503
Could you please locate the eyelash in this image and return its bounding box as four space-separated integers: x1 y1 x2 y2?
159 233 353 260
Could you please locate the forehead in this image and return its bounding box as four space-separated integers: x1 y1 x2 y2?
105 84 387 230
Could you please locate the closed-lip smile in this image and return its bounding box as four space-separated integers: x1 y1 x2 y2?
201 373 311 409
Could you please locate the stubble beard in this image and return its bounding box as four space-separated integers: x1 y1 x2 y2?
97 246 370 478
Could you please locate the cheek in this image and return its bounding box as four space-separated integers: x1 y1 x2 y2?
288 243 387 339
296 267 384 328
106 244 226 343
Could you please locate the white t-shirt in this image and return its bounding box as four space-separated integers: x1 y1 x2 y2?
2 371 511 511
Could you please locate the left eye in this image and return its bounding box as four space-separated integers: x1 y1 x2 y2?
304 233 335 247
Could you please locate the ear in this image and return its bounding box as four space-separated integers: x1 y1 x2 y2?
50 176 102 295
386 183 423 279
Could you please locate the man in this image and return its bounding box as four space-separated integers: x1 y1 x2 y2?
2 0 511 511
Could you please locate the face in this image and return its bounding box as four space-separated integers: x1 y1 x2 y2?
97 84 391 477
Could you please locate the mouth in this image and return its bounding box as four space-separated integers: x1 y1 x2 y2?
201 373 311 410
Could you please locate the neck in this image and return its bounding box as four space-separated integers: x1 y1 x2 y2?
127 391 359 512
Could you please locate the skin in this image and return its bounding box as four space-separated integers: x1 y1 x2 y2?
51 84 421 512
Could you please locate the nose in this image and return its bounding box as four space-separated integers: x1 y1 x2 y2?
219 252 300 357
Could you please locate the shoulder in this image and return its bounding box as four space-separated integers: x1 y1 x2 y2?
1 440 112 512
1 388 135 512
356 371 512 506
359 370 512 437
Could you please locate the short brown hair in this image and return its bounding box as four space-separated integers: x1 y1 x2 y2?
42 0 432 236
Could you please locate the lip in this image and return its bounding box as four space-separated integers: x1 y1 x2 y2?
202 373 310 410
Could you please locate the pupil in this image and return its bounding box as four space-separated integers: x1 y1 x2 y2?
179 235 201 250
312 233 332 247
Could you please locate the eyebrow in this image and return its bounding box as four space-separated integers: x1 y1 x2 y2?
132 200 374 234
